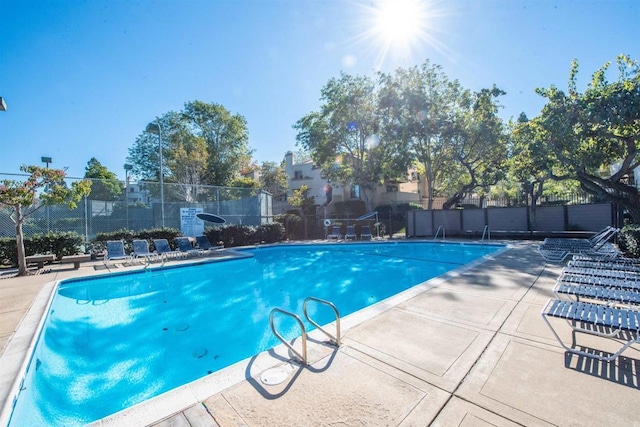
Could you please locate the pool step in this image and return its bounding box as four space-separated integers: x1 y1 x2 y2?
269 297 341 365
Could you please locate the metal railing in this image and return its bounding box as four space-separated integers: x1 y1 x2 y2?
303 297 341 347
269 308 308 365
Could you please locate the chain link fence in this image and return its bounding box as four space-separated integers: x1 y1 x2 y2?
0 174 273 241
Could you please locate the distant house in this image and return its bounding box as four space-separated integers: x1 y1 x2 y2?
279 151 425 215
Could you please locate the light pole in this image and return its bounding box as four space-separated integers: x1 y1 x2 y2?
145 122 165 227
124 163 132 229
41 156 52 232
0 97 6 111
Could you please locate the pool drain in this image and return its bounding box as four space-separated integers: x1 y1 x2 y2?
260 366 291 386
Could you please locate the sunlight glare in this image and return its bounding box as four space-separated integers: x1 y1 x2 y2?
375 0 424 44
351 0 447 70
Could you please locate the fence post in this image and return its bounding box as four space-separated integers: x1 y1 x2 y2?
84 196 89 243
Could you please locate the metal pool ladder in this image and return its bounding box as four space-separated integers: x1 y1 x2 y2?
269 297 341 365
434 225 446 241
481 225 491 244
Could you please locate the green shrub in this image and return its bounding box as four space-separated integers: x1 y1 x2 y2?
257 223 285 243
0 232 84 266
275 213 303 240
95 229 135 242
619 224 640 258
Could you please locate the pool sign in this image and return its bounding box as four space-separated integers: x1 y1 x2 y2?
180 208 204 237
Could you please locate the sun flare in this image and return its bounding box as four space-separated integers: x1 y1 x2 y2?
374 0 425 45
351 0 445 70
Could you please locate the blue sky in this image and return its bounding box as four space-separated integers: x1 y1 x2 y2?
0 0 638 180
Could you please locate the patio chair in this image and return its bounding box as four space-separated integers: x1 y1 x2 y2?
540 227 619 251
104 240 131 267
568 258 640 274
553 282 640 307
360 225 373 240
195 235 223 252
153 238 184 260
132 239 160 263
327 226 341 240
541 298 640 361
537 239 620 263
344 225 357 241
176 237 204 257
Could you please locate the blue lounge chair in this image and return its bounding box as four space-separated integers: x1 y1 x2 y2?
195 235 223 252
344 226 357 241
153 238 184 260
360 225 373 240
104 240 131 267
132 239 160 263
176 237 204 257
327 226 341 240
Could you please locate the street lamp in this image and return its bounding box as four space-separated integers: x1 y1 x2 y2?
145 122 165 227
0 97 6 111
124 163 133 229
41 156 52 232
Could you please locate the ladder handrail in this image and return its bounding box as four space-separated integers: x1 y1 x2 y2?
481 225 491 243
269 308 307 365
434 225 445 241
303 297 341 346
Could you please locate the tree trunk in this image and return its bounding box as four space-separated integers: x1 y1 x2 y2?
15 206 28 276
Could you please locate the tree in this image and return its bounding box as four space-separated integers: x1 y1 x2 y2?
378 61 461 209
294 73 409 211
441 86 508 209
533 55 640 221
126 100 252 191
288 184 316 215
0 166 91 276
84 158 123 201
259 161 288 199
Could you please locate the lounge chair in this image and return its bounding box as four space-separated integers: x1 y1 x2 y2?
360 225 372 240
153 238 184 260
537 239 620 263
132 239 160 263
543 226 618 249
176 237 204 257
195 235 223 252
344 225 357 241
327 226 341 240
554 282 640 307
542 298 640 361
104 240 131 267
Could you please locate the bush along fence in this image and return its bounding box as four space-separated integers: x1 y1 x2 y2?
0 223 286 267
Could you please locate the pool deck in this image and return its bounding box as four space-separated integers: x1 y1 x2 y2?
1 241 639 426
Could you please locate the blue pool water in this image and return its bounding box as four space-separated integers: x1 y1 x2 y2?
8 241 504 425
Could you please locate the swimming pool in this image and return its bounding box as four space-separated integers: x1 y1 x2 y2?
5 241 504 425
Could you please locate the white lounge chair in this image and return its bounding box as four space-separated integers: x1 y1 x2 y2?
542 298 640 361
